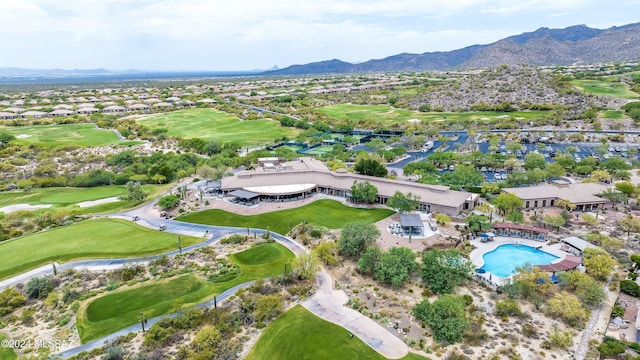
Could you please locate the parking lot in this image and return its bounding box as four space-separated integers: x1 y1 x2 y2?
379 131 639 180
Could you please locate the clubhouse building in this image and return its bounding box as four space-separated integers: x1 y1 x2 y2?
501 181 613 212
220 157 479 216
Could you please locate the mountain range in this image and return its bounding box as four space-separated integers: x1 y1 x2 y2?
264 22 640 75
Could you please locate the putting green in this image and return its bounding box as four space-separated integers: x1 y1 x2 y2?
176 199 394 235
137 108 300 146
0 219 200 279
0 124 141 147
78 274 216 342
232 242 286 265
246 305 426 360
77 242 294 342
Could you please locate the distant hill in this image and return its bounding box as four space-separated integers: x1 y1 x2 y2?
264 22 640 75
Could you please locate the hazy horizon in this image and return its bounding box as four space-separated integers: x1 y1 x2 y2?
1 0 638 72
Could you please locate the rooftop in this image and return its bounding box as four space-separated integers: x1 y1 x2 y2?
502 182 612 205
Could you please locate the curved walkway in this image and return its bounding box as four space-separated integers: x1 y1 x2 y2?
302 269 409 359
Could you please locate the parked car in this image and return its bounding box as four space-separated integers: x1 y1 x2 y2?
501 173 507 180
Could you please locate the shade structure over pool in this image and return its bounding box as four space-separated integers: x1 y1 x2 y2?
537 255 582 272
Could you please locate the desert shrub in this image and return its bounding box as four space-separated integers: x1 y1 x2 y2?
25 276 52 299
494 298 522 317
208 261 241 283
597 336 625 356
220 233 247 245
620 279 640 297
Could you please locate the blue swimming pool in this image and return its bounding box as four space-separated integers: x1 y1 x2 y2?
481 244 559 278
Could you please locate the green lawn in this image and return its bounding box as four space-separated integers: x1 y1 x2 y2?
301 145 334 155
0 124 140 147
602 110 625 119
77 242 294 342
137 108 300 146
571 80 639 99
246 305 427 360
316 104 546 126
0 333 17 360
176 199 394 235
0 219 200 279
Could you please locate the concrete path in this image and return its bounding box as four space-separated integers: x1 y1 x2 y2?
574 277 616 360
302 269 409 359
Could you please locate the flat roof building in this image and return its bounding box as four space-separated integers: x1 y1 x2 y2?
502 182 612 212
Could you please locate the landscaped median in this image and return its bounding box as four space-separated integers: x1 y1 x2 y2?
245 305 426 360
76 242 294 343
0 218 200 280
176 199 394 235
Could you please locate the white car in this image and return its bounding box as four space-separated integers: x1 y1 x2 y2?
501 173 507 180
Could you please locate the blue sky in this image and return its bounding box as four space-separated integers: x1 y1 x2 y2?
0 0 637 71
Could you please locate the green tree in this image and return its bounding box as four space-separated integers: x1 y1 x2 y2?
354 158 387 177
493 192 524 215
440 165 484 190
543 214 565 230
567 271 606 308
524 152 546 170
466 214 490 235
313 242 339 266
358 246 382 276
386 191 420 213
579 213 598 228
615 181 638 198
546 291 588 328
506 140 522 154
374 247 418 287
291 253 321 280
157 195 180 210
120 181 148 204
420 248 473 294
545 162 566 178
617 215 640 238
255 294 283 322
475 203 495 222
339 221 381 257
582 247 616 281
413 294 468 344
350 181 378 204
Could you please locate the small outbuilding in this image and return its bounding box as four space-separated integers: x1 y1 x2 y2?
399 214 424 236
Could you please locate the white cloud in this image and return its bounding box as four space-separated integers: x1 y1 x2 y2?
0 0 635 70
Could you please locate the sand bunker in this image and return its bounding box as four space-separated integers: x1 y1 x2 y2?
76 197 120 208
16 134 31 139
0 204 52 213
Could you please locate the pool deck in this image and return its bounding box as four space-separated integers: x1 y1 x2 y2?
469 236 569 287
